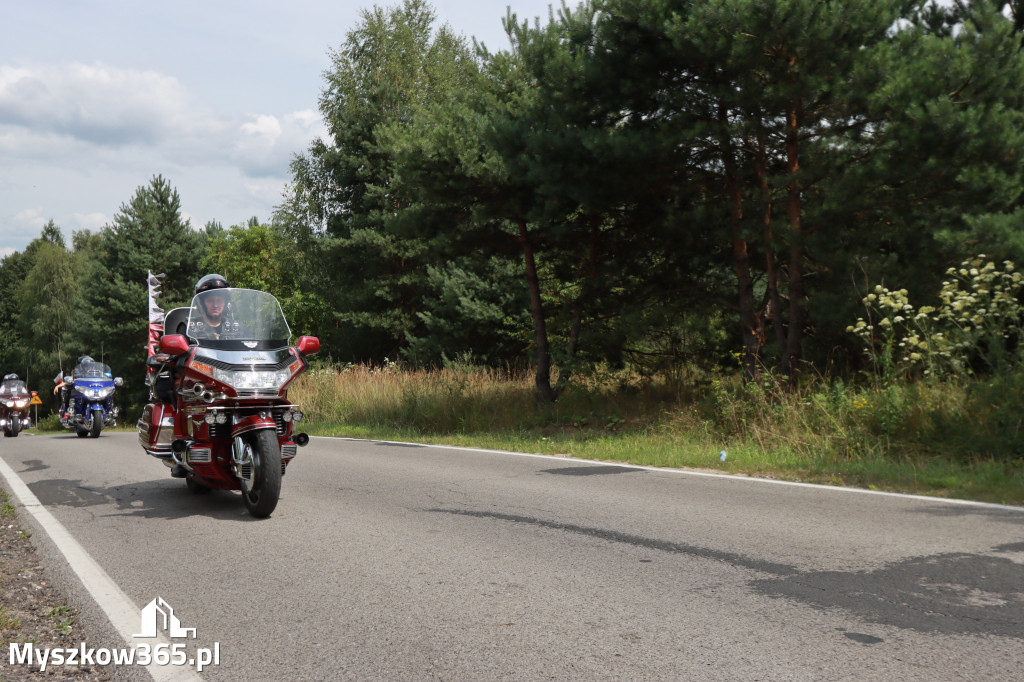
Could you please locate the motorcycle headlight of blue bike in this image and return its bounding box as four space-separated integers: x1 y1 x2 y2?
89 386 115 398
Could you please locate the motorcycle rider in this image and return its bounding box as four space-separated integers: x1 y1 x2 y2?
1 373 26 395
54 359 82 417
167 274 231 478
185 274 234 340
53 371 66 416
54 356 102 417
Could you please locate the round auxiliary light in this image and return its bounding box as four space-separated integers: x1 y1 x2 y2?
292 411 304 423
204 412 216 425
215 411 228 425
281 411 293 422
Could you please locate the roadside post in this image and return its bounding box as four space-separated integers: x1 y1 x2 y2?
30 391 41 427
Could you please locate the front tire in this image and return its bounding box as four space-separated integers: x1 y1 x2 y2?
89 408 102 438
9 418 20 437
238 430 282 518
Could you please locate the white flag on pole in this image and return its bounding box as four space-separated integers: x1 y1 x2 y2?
147 271 165 324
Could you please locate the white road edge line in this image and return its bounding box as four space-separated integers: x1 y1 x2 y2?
0 455 201 681
313 435 1024 513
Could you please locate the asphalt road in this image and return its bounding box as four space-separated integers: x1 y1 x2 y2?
1 431 1022 681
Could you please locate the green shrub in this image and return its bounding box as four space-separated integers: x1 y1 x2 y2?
34 413 63 432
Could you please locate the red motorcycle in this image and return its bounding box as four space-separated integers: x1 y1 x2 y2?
0 374 33 437
138 288 319 517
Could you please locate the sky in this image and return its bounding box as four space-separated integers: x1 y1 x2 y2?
0 0 562 257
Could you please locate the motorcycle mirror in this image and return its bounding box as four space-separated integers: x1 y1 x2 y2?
296 336 321 356
114 377 124 387
159 334 190 356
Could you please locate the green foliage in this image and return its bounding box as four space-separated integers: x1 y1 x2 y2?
5 0 1024 465
44 605 74 635
201 219 331 338
79 175 206 407
34 413 64 432
16 241 79 375
0 607 21 631
281 0 482 361
404 256 531 366
0 249 32 372
0 222 77 386
1 492 14 519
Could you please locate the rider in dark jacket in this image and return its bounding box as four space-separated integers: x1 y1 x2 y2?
168 275 230 478
53 356 93 417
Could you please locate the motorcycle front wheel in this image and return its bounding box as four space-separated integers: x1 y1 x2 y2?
90 408 103 438
7 417 19 437
238 430 282 518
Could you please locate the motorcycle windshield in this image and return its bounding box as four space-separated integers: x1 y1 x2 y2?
186 288 291 350
72 362 114 381
0 380 28 396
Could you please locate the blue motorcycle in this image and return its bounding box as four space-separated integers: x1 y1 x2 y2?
60 359 123 438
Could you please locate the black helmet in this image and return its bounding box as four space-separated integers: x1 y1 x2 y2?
3 373 17 381
196 274 230 295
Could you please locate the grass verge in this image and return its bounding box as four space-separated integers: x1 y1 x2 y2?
292 364 1024 507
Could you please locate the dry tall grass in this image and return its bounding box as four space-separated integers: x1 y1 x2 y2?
285 362 1023 503
289 364 538 433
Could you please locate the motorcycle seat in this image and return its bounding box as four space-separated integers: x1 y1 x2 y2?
162 307 191 339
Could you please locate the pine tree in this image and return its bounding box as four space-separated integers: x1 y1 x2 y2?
81 175 205 406
282 0 480 362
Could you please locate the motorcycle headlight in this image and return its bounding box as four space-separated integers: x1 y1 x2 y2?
13 399 28 408
96 386 115 398
3 400 13 408
212 367 294 391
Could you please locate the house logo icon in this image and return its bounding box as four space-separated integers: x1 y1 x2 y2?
133 597 197 639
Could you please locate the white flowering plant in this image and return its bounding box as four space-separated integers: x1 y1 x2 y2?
848 255 1024 380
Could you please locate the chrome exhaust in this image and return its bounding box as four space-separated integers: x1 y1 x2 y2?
170 439 193 471
191 383 216 402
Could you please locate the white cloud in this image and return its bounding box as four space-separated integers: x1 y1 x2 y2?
0 60 324 175
13 207 47 229
0 62 215 147
0 60 328 252
243 177 290 206
5 208 59 253
232 109 327 177
69 212 109 232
